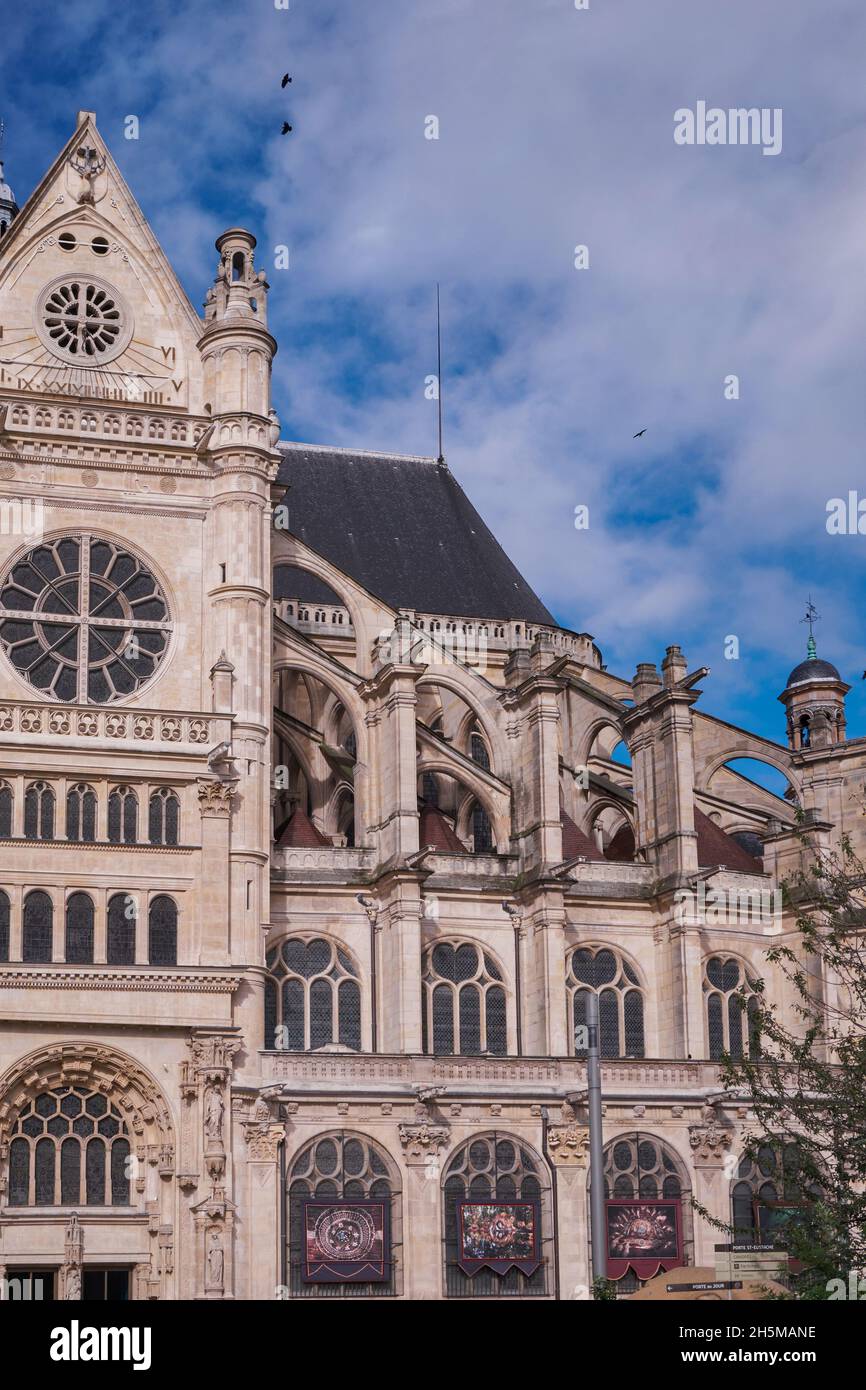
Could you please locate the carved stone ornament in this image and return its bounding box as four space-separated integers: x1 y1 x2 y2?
244 1124 285 1161
688 1119 732 1165
547 1124 589 1166
398 1121 451 1164
197 779 236 816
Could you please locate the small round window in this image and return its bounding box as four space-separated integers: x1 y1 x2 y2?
35 274 132 364
58 232 77 253
0 535 172 703
91 235 109 256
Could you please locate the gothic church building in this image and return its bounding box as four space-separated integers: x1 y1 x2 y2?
0 114 855 1300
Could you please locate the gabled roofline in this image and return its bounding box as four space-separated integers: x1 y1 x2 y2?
279 439 439 465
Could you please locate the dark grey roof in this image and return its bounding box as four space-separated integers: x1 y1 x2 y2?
275 445 557 625
274 564 343 606
786 657 841 687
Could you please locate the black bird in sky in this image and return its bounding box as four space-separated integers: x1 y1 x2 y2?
281 73 292 87
281 122 293 135
633 428 647 438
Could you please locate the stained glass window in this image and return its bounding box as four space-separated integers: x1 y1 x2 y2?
0 536 172 703
0 782 11 838
149 788 179 845
703 956 760 1059
148 895 177 966
7 1087 131 1208
265 936 361 1051
288 1133 399 1298
443 1134 551 1299
423 941 508 1055
0 888 9 962
107 892 136 965
66 783 96 842
24 781 54 840
108 786 137 844
567 946 645 1059
23 889 53 963
65 891 94 964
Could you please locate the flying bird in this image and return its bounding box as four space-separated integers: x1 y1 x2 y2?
281 122 293 135
633 428 647 438
281 73 292 87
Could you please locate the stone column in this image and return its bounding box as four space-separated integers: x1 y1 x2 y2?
547 1107 590 1299
398 1095 450 1300
242 1119 285 1301
688 1105 735 1266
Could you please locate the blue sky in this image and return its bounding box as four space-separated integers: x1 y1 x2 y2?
4 0 866 747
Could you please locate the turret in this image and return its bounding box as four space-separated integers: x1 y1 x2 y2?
779 604 849 751
0 159 19 238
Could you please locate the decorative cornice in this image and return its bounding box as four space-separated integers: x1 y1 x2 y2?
0 969 243 993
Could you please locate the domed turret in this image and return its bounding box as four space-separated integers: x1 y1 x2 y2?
779 604 849 750
0 159 19 238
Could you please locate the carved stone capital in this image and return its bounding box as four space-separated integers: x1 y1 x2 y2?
688 1121 732 1165
197 779 236 816
244 1124 285 1162
398 1121 450 1164
547 1124 589 1166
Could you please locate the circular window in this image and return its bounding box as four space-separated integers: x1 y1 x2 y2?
35 274 132 364
58 232 77 253
91 235 109 256
0 535 172 703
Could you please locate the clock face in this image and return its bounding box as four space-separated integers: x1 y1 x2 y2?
0 534 172 703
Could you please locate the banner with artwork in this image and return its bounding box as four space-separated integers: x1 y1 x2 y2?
456 1200 541 1275
301 1199 390 1283
605 1198 683 1280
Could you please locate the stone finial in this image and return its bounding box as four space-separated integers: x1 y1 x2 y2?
662 645 688 688
632 661 662 704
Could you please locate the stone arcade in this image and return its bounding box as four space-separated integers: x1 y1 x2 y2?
0 113 859 1301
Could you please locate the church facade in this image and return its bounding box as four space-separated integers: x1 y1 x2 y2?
0 113 856 1301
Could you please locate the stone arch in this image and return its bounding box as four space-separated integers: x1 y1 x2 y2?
272 538 387 674
591 1130 694 1285
581 716 627 768
415 671 508 773
698 747 798 797
416 753 509 852
0 1042 175 1164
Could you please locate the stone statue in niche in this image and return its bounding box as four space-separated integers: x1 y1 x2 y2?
66 1267 81 1300
206 1230 224 1290
204 1085 224 1143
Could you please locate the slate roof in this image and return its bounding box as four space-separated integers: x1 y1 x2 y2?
275 444 557 625
694 808 762 872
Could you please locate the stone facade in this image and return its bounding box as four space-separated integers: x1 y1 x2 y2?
0 113 857 1301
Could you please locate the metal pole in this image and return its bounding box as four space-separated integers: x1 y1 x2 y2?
586 991 606 1283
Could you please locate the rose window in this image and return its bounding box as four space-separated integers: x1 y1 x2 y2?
35 274 132 364
0 535 172 703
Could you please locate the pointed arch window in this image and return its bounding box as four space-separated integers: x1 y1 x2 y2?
7 1087 131 1207
422 941 507 1056
0 889 9 962
704 956 760 1060
65 891 94 964
265 937 361 1051
470 731 490 771
24 781 54 840
599 1132 692 1291
107 892 136 966
148 895 177 966
108 786 137 844
287 1133 401 1297
148 787 179 845
0 781 11 838
443 1134 552 1298
731 1143 812 1247
23 889 53 963
470 801 493 853
66 783 96 842
567 946 645 1059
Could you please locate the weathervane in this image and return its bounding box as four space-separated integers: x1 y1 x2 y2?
801 595 820 658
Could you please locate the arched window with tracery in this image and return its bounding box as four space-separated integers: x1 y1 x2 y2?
66 783 96 842
265 937 361 1052
731 1144 807 1248
287 1132 401 1298
148 788 179 846
567 946 645 1059
65 892 94 964
0 889 9 962
470 731 490 771
23 890 53 963
107 893 136 965
0 781 11 838
598 1133 691 1292
470 801 493 853
7 1087 131 1207
703 956 760 1060
148 895 177 966
422 941 507 1056
24 781 54 840
108 786 137 844
442 1134 552 1298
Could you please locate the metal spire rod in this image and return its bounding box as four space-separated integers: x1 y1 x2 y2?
436 282 444 464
